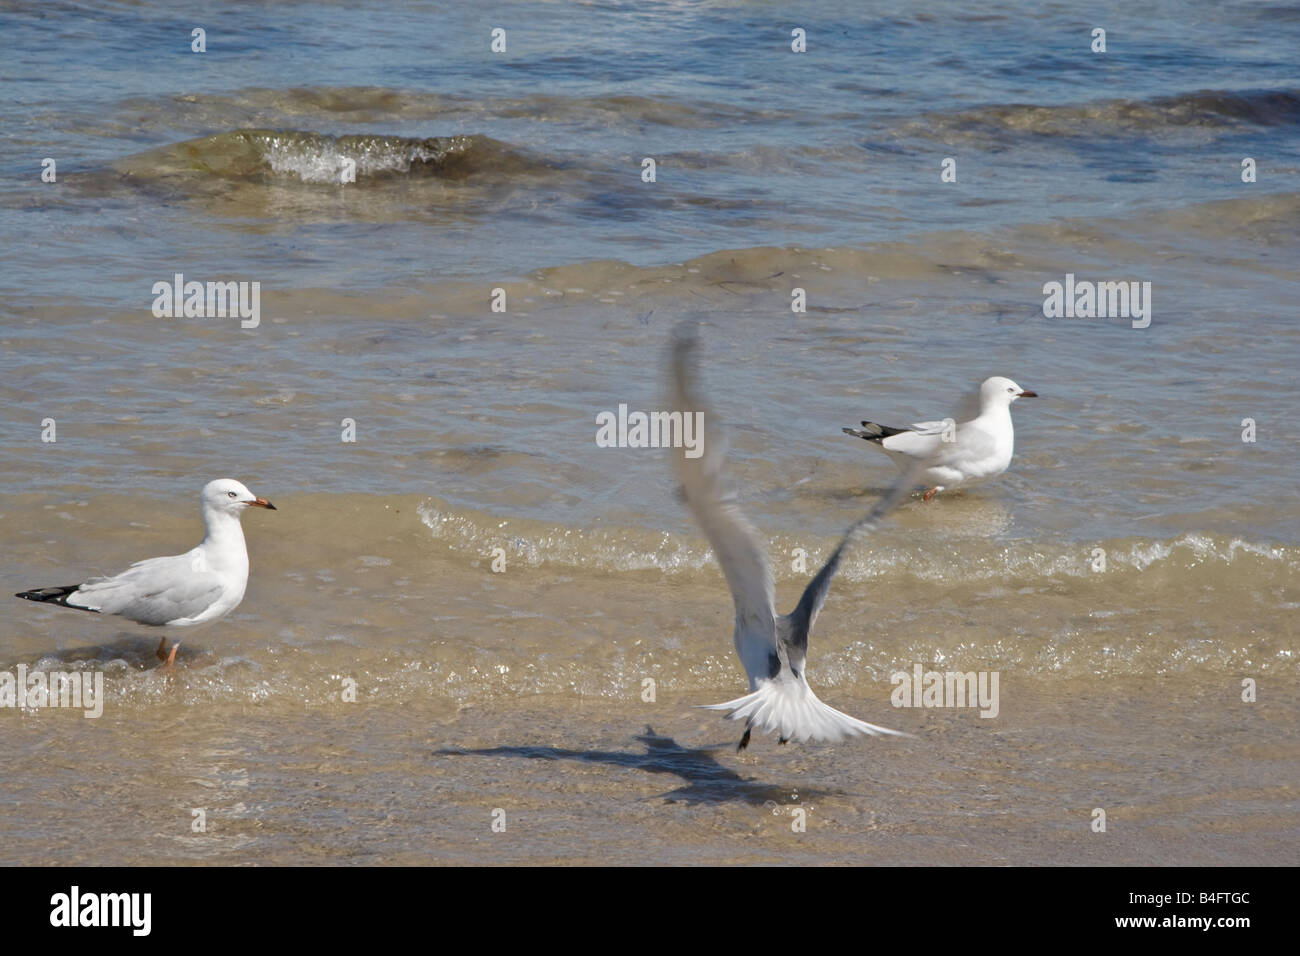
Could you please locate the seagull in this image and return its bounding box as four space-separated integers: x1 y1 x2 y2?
16 479 276 666
670 332 925 750
843 376 1037 501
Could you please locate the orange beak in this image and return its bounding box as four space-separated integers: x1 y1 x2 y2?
248 497 276 510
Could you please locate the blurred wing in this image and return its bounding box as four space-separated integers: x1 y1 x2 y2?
670 332 777 648
783 441 935 664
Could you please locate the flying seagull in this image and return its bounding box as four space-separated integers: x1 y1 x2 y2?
843 376 1037 501
16 478 276 666
670 332 925 750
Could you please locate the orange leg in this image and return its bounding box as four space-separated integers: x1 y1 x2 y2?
164 641 180 669
156 636 169 661
922 487 939 502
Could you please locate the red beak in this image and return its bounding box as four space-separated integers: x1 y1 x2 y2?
1018 390 1038 398
248 497 276 510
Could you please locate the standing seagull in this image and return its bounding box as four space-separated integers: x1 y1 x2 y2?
16 479 276 666
670 333 924 750
843 376 1037 501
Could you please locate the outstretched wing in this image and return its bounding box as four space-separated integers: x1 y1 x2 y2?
781 447 934 672
670 331 777 665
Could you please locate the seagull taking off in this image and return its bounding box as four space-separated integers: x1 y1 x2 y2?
670 332 924 750
843 376 1037 501
16 479 276 666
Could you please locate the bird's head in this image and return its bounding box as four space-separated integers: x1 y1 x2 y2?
202 478 276 516
981 376 1038 408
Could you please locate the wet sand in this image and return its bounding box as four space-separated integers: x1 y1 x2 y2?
4 677 1294 866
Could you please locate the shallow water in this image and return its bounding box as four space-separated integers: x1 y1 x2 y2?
2 0 1298 864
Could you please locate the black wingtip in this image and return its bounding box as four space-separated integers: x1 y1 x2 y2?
843 425 886 444
15 585 93 610
862 421 910 439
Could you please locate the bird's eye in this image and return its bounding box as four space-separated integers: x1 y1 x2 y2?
1007 387 1015 392
227 491 237 498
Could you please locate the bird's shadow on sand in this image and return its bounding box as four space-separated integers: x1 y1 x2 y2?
435 725 845 806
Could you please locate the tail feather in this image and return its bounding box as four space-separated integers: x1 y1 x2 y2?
701 679 909 744
15 584 95 612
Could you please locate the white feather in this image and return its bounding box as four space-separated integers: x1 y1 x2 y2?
703 677 911 743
